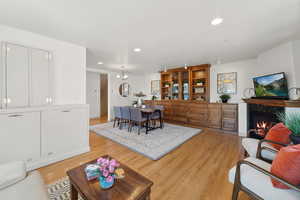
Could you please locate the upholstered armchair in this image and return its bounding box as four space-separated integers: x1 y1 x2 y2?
0 161 49 200
242 129 288 163
243 138 287 163
228 157 300 200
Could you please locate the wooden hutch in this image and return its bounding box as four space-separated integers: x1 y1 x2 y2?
145 64 238 132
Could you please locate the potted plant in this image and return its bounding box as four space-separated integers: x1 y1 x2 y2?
278 112 300 144
220 94 231 103
195 80 203 86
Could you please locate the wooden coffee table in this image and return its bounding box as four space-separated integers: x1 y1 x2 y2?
66 155 153 200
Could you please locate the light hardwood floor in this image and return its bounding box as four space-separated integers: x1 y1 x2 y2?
38 116 250 200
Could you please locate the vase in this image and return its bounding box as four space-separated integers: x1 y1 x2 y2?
99 176 114 189
137 97 143 106
290 134 300 145
221 99 228 103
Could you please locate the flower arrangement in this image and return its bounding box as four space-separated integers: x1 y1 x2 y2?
84 157 125 189
97 157 120 184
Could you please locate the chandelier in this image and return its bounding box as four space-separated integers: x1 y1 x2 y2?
116 66 128 80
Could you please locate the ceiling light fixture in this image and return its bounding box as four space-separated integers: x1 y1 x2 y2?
133 48 141 52
211 17 223 26
97 61 103 65
116 66 128 80
164 65 167 72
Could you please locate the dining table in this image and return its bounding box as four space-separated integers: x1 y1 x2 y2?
140 107 163 134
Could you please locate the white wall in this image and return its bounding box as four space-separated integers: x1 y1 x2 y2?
86 71 100 118
109 72 147 119
144 73 161 100
86 68 148 120
0 25 86 104
210 41 300 136
292 40 300 87
257 42 296 88
210 42 298 103
210 59 258 103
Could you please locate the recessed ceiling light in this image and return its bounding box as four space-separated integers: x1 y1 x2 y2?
133 48 141 52
97 61 103 65
211 17 223 26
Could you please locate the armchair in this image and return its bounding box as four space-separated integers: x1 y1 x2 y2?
242 129 287 163
0 161 49 200
228 157 300 200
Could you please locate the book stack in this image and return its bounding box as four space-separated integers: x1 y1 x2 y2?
84 164 100 181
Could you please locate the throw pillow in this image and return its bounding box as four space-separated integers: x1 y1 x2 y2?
265 123 291 150
270 144 300 189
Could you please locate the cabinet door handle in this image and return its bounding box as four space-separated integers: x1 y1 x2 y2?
8 114 24 118
48 152 53 156
62 110 71 112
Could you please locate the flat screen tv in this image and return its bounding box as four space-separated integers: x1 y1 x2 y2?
253 72 289 99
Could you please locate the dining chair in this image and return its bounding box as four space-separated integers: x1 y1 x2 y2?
120 106 131 131
113 106 122 128
129 108 147 135
151 105 164 128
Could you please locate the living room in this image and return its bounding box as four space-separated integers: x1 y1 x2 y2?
0 1 300 200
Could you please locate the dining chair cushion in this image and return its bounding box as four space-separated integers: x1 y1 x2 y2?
242 138 277 161
271 144 300 189
265 123 291 150
228 157 300 200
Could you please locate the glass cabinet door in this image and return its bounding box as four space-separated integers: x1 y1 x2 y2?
181 71 189 100
171 72 179 100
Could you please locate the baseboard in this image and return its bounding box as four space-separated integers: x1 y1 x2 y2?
26 146 91 171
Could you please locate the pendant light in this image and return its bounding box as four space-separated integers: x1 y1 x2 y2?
116 66 128 80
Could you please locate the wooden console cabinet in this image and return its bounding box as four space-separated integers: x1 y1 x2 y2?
145 100 238 132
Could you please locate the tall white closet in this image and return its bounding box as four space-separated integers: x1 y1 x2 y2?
0 42 90 171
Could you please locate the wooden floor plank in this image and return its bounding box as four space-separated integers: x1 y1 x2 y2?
38 116 250 200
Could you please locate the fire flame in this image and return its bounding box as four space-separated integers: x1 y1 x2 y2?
256 121 268 129
256 121 271 136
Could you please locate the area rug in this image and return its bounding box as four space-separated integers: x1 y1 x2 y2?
90 122 202 160
47 177 82 200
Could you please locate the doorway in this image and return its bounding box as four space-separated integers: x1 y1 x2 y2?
86 71 108 123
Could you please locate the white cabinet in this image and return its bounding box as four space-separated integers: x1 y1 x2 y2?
41 107 89 158
0 42 52 109
0 112 40 164
0 105 89 170
5 43 30 108
30 48 52 106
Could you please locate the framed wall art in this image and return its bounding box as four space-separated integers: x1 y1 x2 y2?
217 72 237 94
151 80 160 96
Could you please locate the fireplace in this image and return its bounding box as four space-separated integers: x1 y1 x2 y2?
247 104 284 139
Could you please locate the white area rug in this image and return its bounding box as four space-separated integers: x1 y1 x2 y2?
90 122 202 160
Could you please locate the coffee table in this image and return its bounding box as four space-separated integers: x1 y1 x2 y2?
66 155 153 200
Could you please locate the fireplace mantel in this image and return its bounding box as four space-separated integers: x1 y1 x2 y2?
243 98 300 107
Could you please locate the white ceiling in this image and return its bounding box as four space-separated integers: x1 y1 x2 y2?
0 0 299 74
